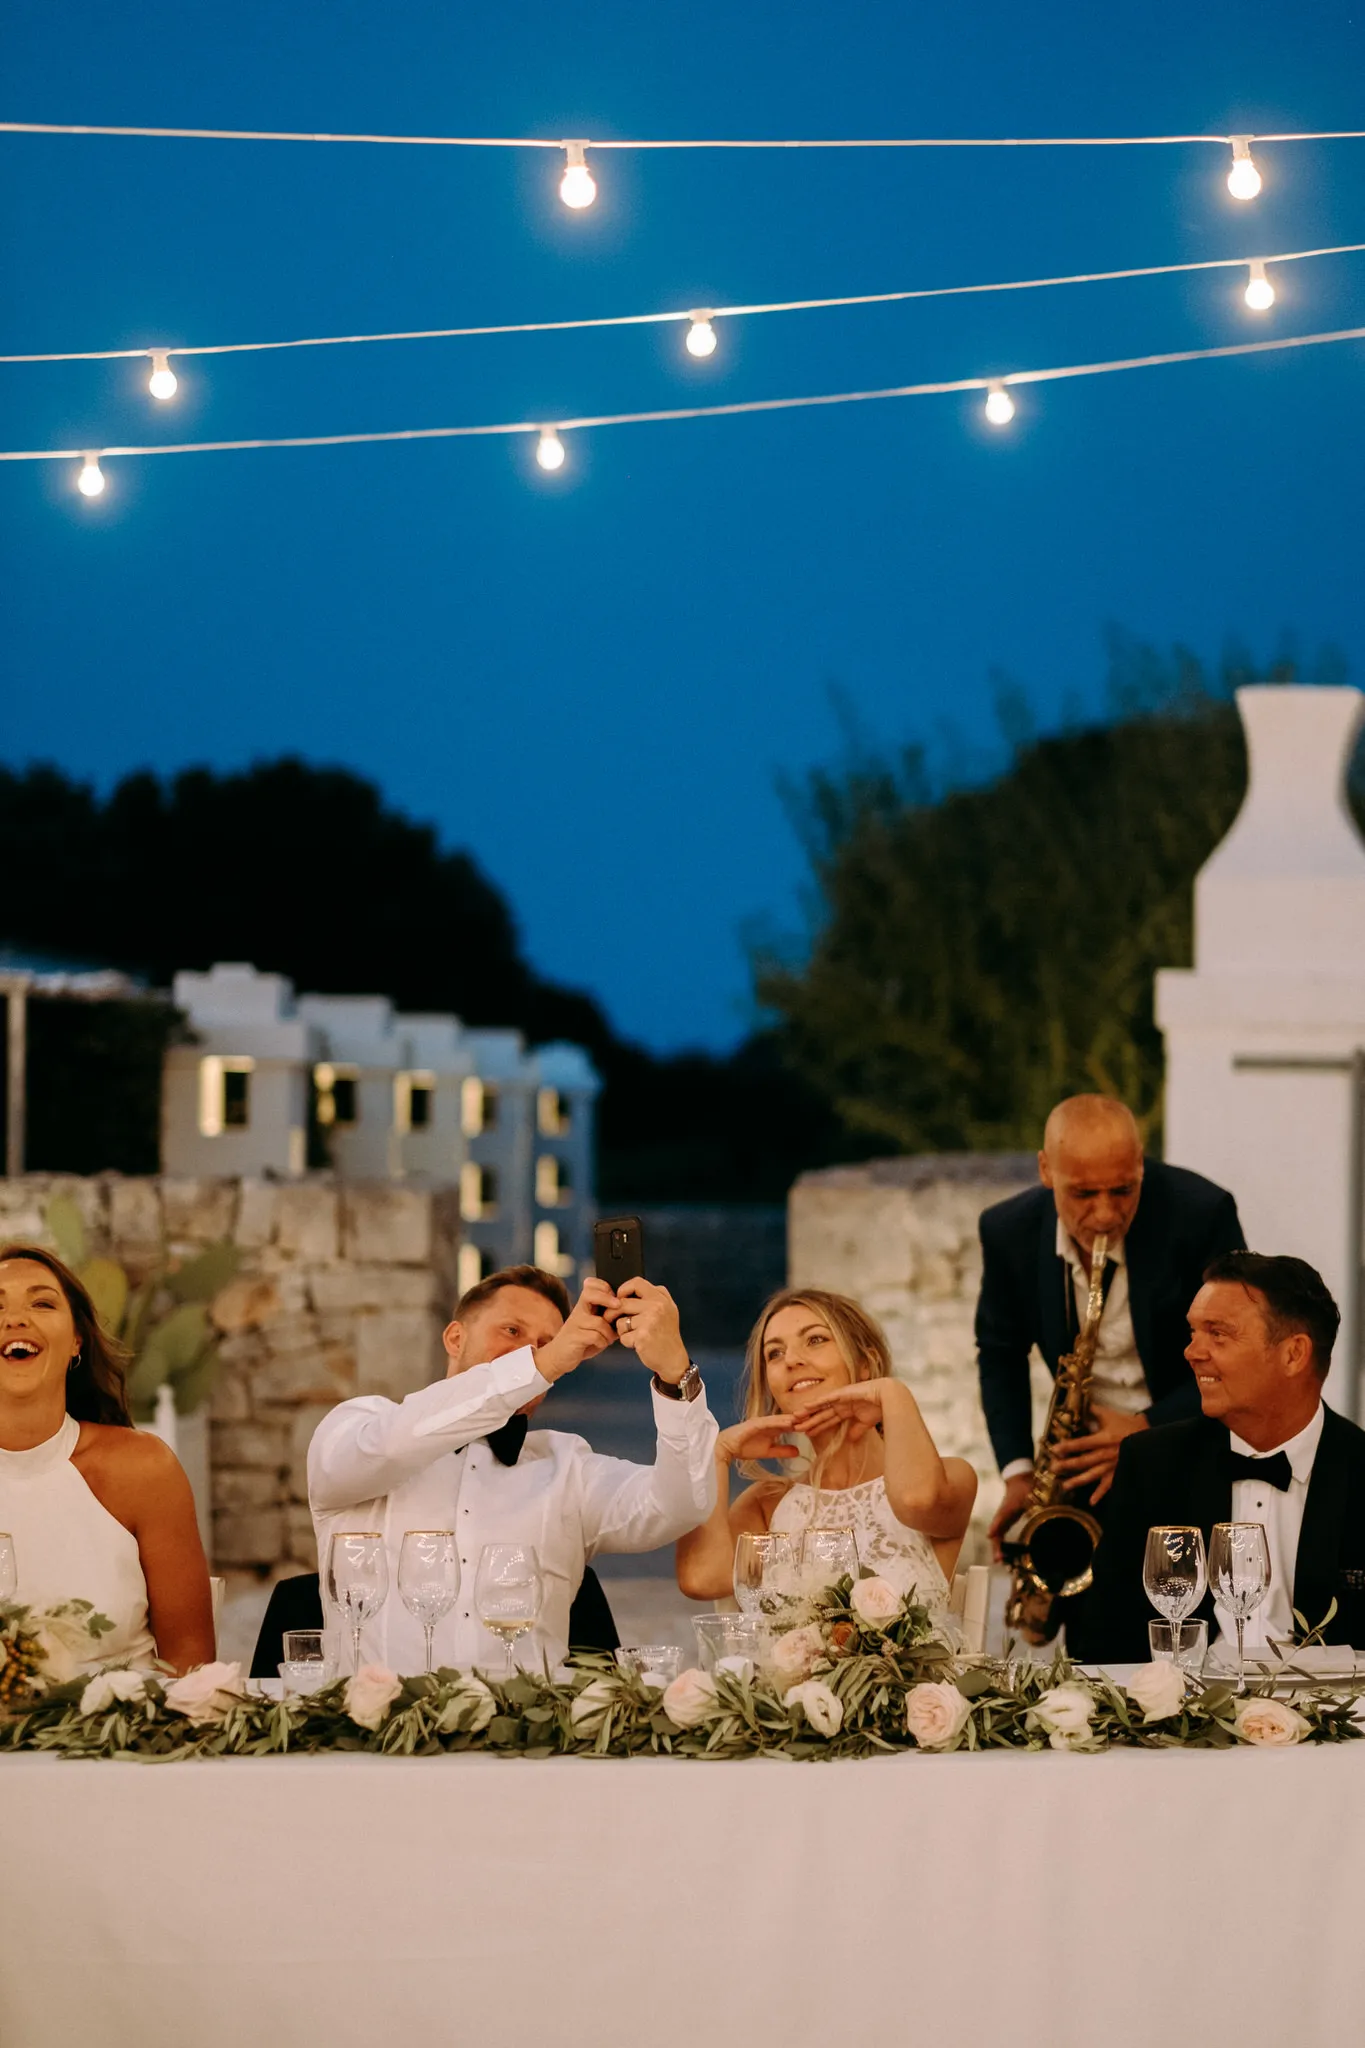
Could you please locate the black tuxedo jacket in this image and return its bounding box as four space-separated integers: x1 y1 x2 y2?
975 1158 1244 1474
1081 1407 1365 1663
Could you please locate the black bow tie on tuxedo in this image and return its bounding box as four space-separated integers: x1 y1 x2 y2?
1227 1448 1293 1492
484 1414 529 1466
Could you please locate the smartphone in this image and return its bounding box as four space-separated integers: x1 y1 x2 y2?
593 1215 645 1297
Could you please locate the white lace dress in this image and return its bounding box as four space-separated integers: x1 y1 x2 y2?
769 1476 951 1610
0 1413 158 1670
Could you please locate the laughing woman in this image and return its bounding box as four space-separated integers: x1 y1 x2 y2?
0 1245 215 1673
676 1288 976 1608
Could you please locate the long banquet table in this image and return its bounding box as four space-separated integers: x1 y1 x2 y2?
5 1745 1365 2047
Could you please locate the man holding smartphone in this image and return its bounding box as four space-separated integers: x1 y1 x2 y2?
308 1262 716 1674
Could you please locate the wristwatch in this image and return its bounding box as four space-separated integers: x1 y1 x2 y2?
653 1360 703 1403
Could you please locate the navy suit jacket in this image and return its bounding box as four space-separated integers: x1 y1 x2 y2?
974 1158 1245 1475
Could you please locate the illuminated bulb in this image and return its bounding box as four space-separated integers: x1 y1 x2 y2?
1227 138 1262 201
559 141 596 210
536 429 566 472
77 453 105 497
147 349 178 400
1244 259 1275 311
685 314 717 358
984 382 1015 426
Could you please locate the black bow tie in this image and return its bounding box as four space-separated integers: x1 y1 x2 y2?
484 1414 528 1466
1228 1448 1293 1492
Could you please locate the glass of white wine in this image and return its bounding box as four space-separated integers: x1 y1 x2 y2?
1143 1526 1208 1668
326 1532 390 1675
733 1531 800 1616
801 1526 861 1592
1209 1521 1272 1694
474 1543 543 1676
398 1530 460 1674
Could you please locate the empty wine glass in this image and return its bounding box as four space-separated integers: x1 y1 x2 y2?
0 1533 16 1604
733 1531 800 1616
801 1526 860 1591
474 1543 542 1676
1143 1526 1208 1665
398 1530 460 1674
1209 1521 1272 1693
326 1532 390 1675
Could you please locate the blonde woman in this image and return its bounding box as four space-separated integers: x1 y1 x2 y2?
676 1288 976 1606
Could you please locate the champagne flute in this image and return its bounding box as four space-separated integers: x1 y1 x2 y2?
1143 1526 1208 1664
326 1532 390 1675
0 1533 16 1603
801 1526 861 1591
733 1531 800 1616
398 1530 460 1674
474 1543 542 1676
1209 1521 1272 1693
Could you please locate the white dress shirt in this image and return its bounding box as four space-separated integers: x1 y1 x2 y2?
1002 1224 1150 1481
1217 1402 1324 1649
309 1345 718 1675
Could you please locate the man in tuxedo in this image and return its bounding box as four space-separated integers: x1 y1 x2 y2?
978 1096 1245 1557
1085 1251 1365 1660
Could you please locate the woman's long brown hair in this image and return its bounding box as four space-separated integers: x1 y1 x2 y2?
0 1244 133 1427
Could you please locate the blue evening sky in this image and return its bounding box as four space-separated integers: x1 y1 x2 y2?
3 2 1363 1049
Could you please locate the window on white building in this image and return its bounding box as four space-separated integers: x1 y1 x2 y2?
537 1088 571 1136
395 1070 435 1133
460 1161 499 1221
461 1078 500 1136
314 1064 359 1128
197 1056 255 1136
456 1241 497 1297
535 1154 571 1208
533 1220 574 1277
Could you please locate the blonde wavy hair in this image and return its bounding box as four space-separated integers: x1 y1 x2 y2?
736 1287 894 1489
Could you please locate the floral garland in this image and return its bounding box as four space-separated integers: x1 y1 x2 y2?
2 1579 1361 1761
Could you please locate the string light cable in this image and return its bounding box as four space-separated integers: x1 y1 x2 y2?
3 238 1361 368
4 320 1362 486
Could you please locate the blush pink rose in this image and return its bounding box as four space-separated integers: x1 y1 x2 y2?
850 1577 904 1628
905 1680 972 1750
344 1663 403 1731
661 1668 720 1729
1234 1696 1310 1747
767 1624 825 1684
163 1661 247 1724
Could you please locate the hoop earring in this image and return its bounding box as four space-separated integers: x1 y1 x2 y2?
67 1352 81 1372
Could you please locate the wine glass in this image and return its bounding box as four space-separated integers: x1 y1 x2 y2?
1143 1526 1208 1665
326 1532 390 1675
0 1533 16 1603
733 1532 800 1616
398 1530 460 1674
801 1526 860 1591
474 1543 543 1676
1209 1521 1272 1693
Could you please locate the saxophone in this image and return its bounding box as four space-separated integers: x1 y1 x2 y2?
1003 1232 1109 1644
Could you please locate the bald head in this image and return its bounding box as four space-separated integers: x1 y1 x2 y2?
1039 1095 1144 1257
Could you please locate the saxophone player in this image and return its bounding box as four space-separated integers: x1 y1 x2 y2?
975 1097 1245 1634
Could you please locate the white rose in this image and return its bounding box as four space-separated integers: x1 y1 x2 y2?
850 1577 904 1628
569 1676 618 1735
785 1680 844 1737
1031 1683 1097 1746
1126 1661 1187 1724
905 1680 972 1750
766 1624 826 1684
661 1668 720 1729
163 1660 247 1725
343 1663 403 1731
1234 1696 1310 1747
436 1678 496 1734
79 1669 150 1716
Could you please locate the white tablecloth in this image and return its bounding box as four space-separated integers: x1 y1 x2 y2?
5 1746 1365 2047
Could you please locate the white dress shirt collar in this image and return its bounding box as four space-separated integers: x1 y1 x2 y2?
1228 1401 1324 1481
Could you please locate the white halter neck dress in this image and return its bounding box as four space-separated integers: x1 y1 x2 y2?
0 1414 158 1669
769 1474 951 1610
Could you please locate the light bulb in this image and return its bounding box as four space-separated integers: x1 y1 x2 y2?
77 454 105 497
559 142 596 210
1227 139 1262 201
147 350 178 400
984 383 1015 426
685 315 717 358
1244 260 1275 311
536 429 566 472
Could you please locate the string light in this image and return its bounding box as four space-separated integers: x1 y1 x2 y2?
1244 259 1275 310
76 452 105 496
685 313 717 358
536 428 566 470
1228 138 1262 200
559 142 596 210
147 349 178 399
984 381 1015 425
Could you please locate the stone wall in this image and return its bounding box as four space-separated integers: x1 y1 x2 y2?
788 1154 1046 1558
0 1174 460 1575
